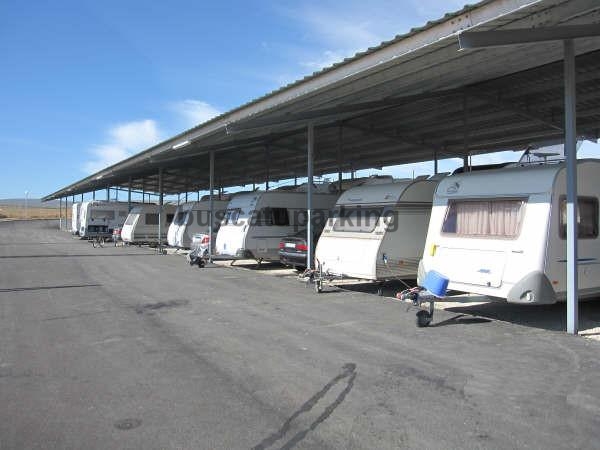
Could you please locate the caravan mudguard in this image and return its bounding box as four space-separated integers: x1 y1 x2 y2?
506 271 557 304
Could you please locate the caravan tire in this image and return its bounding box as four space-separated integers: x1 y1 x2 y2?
416 310 432 327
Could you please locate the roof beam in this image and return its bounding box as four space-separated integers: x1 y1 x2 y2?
459 25 600 49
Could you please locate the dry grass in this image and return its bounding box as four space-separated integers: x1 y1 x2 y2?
0 206 71 220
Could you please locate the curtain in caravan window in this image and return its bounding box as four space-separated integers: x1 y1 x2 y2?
455 201 489 235
443 199 523 237
489 200 522 237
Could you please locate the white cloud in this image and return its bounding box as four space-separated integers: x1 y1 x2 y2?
295 7 383 51
267 1 475 81
171 99 221 128
83 119 161 174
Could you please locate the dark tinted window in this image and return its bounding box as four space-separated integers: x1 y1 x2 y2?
145 213 159 225
559 196 598 239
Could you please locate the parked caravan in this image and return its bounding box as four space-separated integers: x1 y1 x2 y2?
419 159 600 304
79 201 131 237
215 187 338 262
167 199 230 248
121 204 176 244
314 178 439 281
71 202 81 235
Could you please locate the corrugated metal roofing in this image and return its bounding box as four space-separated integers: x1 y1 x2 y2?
43 0 600 200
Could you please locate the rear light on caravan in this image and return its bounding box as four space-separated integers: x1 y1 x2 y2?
295 243 308 252
201 236 210 245
278 241 285 249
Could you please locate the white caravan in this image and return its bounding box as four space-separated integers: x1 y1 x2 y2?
216 187 338 262
419 159 600 304
315 178 439 281
121 204 176 244
71 202 81 235
167 199 230 248
79 201 131 237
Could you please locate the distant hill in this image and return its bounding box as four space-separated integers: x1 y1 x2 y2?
0 198 62 208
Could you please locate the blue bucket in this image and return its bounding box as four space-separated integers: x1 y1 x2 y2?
421 270 449 298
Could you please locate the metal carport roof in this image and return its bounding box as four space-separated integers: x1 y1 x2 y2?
43 0 600 200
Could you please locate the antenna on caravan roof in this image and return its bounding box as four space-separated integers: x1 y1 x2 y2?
517 142 583 166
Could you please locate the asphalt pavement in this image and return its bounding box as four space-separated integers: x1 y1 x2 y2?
1 220 599 449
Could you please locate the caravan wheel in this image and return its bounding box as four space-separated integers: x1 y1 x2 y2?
416 310 432 327
315 279 323 293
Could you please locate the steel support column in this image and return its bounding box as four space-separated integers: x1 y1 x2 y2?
337 125 343 192
59 197 62 230
209 150 215 263
93 191 95 200
564 39 579 335
127 177 132 212
158 168 164 254
265 145 270 191
434 150 439 175
106 186 110 201
307 123 314 271
463 93 470 171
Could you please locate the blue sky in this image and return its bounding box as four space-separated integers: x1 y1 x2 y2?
1 0 598 200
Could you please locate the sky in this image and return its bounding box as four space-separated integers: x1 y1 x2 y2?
1 0 598 201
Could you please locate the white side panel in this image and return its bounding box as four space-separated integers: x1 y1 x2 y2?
546 162 600 299
316 234 380 280
215 222 247 256
120 215 138 242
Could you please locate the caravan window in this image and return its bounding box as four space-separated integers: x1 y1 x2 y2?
559 196 598 239
173 211 187 225
95 210 115 220
255 207 290 226
224 208 241 225
271 208 289 226
145 213 159 225
124 214 136 226
442 198 524 238
332 207 383 233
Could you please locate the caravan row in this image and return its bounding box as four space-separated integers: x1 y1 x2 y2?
72 201 176 244
70 159 600 305
316 159 600 305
